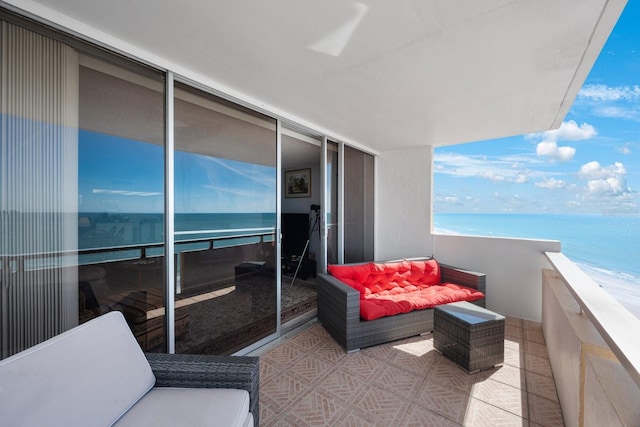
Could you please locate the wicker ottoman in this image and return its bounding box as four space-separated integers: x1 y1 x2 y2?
434 301 505 373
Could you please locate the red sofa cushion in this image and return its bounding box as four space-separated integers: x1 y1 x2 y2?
360 283 484 320
328 259 484 321
327 263 370 296
362 259 440 293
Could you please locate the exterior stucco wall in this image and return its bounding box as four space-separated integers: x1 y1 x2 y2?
374 146 433 261
434 234 560 321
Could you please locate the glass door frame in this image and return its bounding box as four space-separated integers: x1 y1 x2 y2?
162 74 282 356
320 138 345 271
165 71 176 353
161 76 372 355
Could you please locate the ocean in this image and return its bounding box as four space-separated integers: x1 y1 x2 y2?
77 212 277 249
434 213 640 316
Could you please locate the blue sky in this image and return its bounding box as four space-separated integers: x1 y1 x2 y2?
78 130 276 214
434 1 640 215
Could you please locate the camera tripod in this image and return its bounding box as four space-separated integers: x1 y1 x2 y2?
290 208 320 287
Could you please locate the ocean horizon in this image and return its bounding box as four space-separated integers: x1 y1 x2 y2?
434 212 640 317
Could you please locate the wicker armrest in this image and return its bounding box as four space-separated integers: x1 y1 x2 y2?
440 264 486 294
145 353 260 425
317 273 361 322
317 273 361 349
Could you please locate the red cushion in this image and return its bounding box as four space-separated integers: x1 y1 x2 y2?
359 283 484 320
408 259 441 286
366 261 409 289
328 263 371 296
328 263 370 282
363 260 440 290
360 297 413 321
328 259 484 321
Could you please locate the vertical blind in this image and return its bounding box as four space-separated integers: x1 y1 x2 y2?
1 21 79 358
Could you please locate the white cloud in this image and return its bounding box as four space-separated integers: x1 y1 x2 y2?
93 188 162 197
542 120 597 141
578 161 602 178
203 157 275 189
528 120 594 163
578 84 640 101
578 161 629 195
575 85 640 122
536 140 576 162
578 161 625 179
535 177 566 189
434 152 537 183
617 143 632 155
587 178 625 194
478 170 506 182
592 106 640 121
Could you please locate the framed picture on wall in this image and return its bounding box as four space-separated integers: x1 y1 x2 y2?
285 168 311 198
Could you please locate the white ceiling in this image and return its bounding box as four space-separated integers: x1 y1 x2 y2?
4 0 627 153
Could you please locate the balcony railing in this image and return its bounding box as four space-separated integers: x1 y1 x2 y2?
543 251 640 426
0 228 276 358
0 228 275 273
545 251 640 388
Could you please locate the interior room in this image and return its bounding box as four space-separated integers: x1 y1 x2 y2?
279 129 322 325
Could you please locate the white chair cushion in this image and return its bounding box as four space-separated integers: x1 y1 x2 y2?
0 311 155 427
114 388 252 427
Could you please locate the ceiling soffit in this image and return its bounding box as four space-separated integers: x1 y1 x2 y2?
6 0 628 151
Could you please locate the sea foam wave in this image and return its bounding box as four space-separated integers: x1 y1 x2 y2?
576 262 640 319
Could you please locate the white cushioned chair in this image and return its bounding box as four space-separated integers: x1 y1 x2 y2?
0 311 259 426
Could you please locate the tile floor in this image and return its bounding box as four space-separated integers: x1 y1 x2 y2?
255 316 564 426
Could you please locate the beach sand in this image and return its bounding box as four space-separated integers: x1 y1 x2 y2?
579 263 640 320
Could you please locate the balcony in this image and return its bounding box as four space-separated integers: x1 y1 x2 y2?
252 235 640 426
255 315 559 426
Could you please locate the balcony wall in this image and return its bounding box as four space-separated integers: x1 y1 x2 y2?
543 253 640 427
431 236 640 426
433 234 560 321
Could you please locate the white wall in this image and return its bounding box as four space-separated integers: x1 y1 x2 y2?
375 146 433 261
435 234 560 321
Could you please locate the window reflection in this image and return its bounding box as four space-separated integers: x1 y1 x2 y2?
76 58 166 352
174 83 277 355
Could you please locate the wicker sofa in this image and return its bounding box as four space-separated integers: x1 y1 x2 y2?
317 257 486 352
0 311 259 427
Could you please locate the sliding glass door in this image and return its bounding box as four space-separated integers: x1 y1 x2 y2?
1 13 374 359
0 20 167 357
76 56 166 352
173 83 278 354
0 19 278 357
